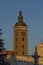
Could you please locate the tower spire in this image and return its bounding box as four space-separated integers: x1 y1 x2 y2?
19 10 22 16
32 46 40 65
14 10 27 27
18 10 23 22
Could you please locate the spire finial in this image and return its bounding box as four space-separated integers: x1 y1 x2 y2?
19 10 22 16
35 46 37 52
18 10 23 22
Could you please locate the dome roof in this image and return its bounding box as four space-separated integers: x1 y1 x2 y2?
15 11 27 27
15 21 27 27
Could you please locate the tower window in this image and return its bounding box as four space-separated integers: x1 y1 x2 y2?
16 52 17 55
22 45 24 49
22 51 24 55
22 38 24 41
16 38 17 42
16 46 17 49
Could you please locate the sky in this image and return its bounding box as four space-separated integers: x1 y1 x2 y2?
0 0 43 55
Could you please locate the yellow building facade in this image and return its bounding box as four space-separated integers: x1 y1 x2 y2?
37 42 43 64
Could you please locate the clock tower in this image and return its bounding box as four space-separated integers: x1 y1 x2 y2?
14 11 28 56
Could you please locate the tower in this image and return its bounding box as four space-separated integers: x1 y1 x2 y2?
32 46 40 65
14 11 28 56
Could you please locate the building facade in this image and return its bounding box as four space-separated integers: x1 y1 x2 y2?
37 42 43 64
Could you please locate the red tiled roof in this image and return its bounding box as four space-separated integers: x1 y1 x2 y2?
2 50 14 55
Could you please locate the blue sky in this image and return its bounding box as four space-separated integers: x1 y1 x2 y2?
0 0 43 55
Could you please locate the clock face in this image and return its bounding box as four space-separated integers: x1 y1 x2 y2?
22 32 25 36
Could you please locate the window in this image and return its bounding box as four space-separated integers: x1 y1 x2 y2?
22 51 24 55
16 46 17 49
22 45 24 49
22 38 24 41
21 61 23 63
16 38 17 41
16 52 17 55
19 60 20 63
21 32 25 36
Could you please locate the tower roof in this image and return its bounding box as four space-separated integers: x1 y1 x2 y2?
15 11 27 27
